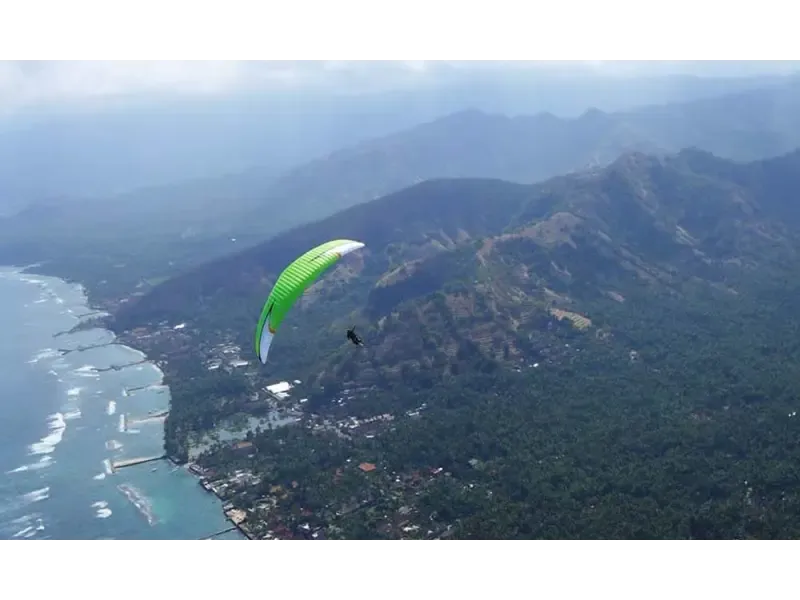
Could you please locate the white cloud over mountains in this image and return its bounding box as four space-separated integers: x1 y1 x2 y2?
2 60 799 114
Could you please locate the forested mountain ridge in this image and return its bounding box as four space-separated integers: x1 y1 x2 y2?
109 147 800 538
229 78 800 235
5 78 800 303
113 176 536 330
115 147 800 395
297 148 800 396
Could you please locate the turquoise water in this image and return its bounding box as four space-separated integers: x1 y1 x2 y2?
0 267 243 540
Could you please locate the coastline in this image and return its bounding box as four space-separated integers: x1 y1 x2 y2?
9 262 248 540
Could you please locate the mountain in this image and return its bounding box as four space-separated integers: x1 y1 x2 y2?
2 70 791 205
0 165 279 247
229 78 800 238
5 77 800 291
111 147 800 538
114 147 800 388
0 168 284 307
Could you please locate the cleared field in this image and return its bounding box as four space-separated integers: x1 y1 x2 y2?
549 308 592 330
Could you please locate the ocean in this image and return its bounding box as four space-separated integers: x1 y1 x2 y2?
0 266 244 540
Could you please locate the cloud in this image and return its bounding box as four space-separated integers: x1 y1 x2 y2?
0 61 271 108
2 60 799 115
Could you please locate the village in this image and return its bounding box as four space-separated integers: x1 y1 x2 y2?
92 271 623 541
188 452 467 540
108 286 599 541
114 318 466 540
181 373 455 540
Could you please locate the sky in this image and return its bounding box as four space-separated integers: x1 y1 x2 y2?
3 60 800 115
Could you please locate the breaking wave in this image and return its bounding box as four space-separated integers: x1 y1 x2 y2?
28 413 66 456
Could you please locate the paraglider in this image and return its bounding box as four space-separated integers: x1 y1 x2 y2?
346 326 364 347
254 239 366 365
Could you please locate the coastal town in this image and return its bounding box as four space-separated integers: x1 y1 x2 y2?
92 257 598 541
112 317 477 540
189 455 464 540
189 368 465 541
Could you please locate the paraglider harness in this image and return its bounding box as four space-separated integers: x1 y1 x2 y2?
346 326 364 347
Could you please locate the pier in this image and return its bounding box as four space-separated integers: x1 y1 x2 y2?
76 310 106 319
125 384 152 394
53 316 106 338
127 410 169 427
199 527 238 540
111 455 166 471
57 341 114 355
96 359 147 372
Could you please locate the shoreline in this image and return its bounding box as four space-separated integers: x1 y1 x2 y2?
6 262 248 540
191 464 255 540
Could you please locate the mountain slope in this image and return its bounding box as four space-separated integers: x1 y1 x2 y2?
2 70 790 205
107 143 800 539
0 169 281 308
114 147 800 397
109 148 800 540
112 177 538 330
0 166 279 241
227 78 800 237
6 78 800 293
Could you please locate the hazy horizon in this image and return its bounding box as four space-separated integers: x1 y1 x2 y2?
2 60 800 207
4 61 800 117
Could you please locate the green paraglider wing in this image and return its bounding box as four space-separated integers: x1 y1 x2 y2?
255 239 366 364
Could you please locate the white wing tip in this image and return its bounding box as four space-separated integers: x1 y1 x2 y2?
258 328 275 365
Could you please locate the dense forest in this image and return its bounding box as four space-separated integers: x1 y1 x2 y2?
193 264 800 539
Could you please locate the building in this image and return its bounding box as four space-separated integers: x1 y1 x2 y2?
231 441 254 454
266 381 292 394
265 380 294 400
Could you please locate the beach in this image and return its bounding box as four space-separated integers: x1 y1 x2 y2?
0 266 244 540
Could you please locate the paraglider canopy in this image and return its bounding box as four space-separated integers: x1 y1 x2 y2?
254 238 366 364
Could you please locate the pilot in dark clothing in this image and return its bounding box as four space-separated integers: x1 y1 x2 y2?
346 326 364 346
